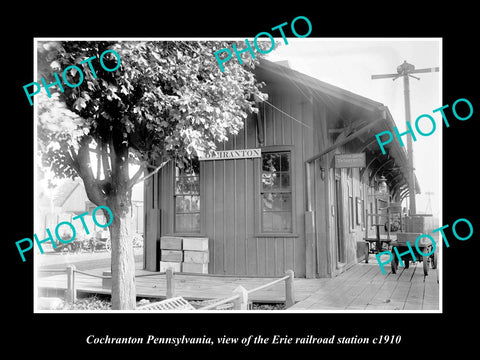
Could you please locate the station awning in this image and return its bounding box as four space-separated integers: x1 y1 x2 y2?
257 60 420 199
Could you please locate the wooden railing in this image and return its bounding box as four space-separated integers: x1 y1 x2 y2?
38 266 170 304
198 269 295 310
38 267 296 310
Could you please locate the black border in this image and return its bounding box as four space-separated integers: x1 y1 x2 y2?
6 4 477 355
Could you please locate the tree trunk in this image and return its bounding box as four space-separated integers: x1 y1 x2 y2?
108 196 136 310
75 132 137 309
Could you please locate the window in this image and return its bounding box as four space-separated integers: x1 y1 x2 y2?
174 159 200 233
358 182 365 228
348 182 355 231
349 195 355 230
261 151 292 233
369 202 374 230
356 197 363 226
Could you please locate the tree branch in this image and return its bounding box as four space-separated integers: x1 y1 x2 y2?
108 137 117 179
128 166 145 189
101 142 111 181
96 142 101 180
63 145 80 173
76 138 107 206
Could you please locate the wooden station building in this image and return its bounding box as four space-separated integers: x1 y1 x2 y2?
143 59 419 279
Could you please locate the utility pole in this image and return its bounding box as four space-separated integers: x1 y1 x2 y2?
424 191 434 214
372 61 438 215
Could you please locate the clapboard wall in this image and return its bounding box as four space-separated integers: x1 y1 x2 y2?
147 82 315 277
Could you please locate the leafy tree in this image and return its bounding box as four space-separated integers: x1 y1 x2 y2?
37 40 268 309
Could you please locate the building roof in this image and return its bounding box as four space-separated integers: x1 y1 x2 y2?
53 180 82 207
256 59 421 199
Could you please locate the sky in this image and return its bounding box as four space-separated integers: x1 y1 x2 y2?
266 38 442 217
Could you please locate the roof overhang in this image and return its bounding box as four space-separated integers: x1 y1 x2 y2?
256 59 421 198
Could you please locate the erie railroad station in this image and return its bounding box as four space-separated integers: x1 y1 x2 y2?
37 58 440 311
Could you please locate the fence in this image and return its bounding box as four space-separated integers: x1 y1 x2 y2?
38 266 170 304
37 267 296 310
197 270 295 310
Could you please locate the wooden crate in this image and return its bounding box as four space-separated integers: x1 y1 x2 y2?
160 261 181 272
183 250 209 264
396 232 422 246
160 236 183 250
182 237 209 251
182 262 208 274
161 250 183 262
404 216 434 233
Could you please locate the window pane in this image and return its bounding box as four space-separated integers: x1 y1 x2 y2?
280 173 290 189
263 172 289 191
190 195 200 211
263 212 274 232
175 214 185 231
177 159 200 176
263 153 280 172
262 171 276 191
189 213 200 231
262 193 291 211
280 212 292 231
175 196 190 212
264 211 292 232
280 152 290 171
271 173 281 190
175 213 200 233
262 153 272 172
176 195 201 213
175 176 199 194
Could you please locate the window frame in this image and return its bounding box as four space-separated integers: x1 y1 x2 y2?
347 180 355 232
173 159 202 234
255 145 296 237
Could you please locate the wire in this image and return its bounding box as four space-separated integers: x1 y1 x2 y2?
263 99 313 130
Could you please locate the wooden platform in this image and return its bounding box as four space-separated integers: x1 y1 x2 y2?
37 259 439 310
290 260 439 311
37 268 324 303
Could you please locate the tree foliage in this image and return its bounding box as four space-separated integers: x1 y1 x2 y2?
37 40 269 309
38 40 268 195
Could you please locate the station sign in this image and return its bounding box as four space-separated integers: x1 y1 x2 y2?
334 153 366 168
199 148 261 161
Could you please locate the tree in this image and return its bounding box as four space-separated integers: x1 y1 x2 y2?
37 40 268 309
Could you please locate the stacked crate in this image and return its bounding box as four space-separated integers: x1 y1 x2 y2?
160 236 209 274
396 232 423 246
182 238 209 273
399 215 436 247
404 215 434 233
159 236 183 272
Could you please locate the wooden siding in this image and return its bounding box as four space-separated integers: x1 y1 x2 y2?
151 85 313 277
145 73 380 278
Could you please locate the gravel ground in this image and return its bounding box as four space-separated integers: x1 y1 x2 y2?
60 295 285 310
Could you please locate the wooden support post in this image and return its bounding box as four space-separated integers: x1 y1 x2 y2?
102 271 112 289
284 270 295 308
166 267 175 299
233 286 249 310
364 242 370 263
305 211 315 278
66 265 76 304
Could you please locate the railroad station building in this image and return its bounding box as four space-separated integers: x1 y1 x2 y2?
143 59 419 278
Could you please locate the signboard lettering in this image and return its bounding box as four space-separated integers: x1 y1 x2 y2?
334 153 366 168
199 148 261 161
